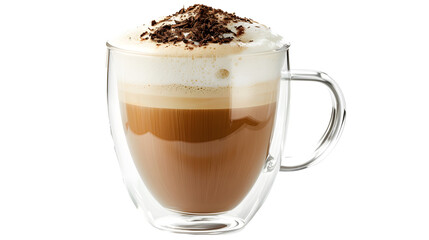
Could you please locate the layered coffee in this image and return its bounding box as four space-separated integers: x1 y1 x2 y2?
109 4 285 213
119 82 279 213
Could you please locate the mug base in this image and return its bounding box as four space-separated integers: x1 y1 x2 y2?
153 214 245 234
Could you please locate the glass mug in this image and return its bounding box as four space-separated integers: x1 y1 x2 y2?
106 43 346 234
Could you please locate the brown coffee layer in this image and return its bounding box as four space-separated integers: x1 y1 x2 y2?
121 102 277 213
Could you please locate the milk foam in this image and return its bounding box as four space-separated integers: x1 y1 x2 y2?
108 21 284 56
107 7 286 108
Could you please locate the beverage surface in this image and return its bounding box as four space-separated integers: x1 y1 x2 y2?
108 4 284 56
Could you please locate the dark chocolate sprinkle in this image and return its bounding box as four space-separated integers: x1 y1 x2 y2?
235 25 245 36
142 4 253 48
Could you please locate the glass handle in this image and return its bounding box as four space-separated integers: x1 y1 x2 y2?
280 70 346 171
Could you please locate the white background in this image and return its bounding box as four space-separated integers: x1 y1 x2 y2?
1 0 428 239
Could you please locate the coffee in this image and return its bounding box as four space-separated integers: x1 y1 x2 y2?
110 4 285 213
121 101 276 213
118 81 279 213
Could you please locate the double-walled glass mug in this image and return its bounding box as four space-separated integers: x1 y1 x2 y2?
106 42 346 234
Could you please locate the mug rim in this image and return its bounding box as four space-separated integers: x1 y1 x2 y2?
106 41 290 57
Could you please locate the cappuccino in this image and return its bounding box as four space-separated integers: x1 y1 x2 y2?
109 4 285 213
